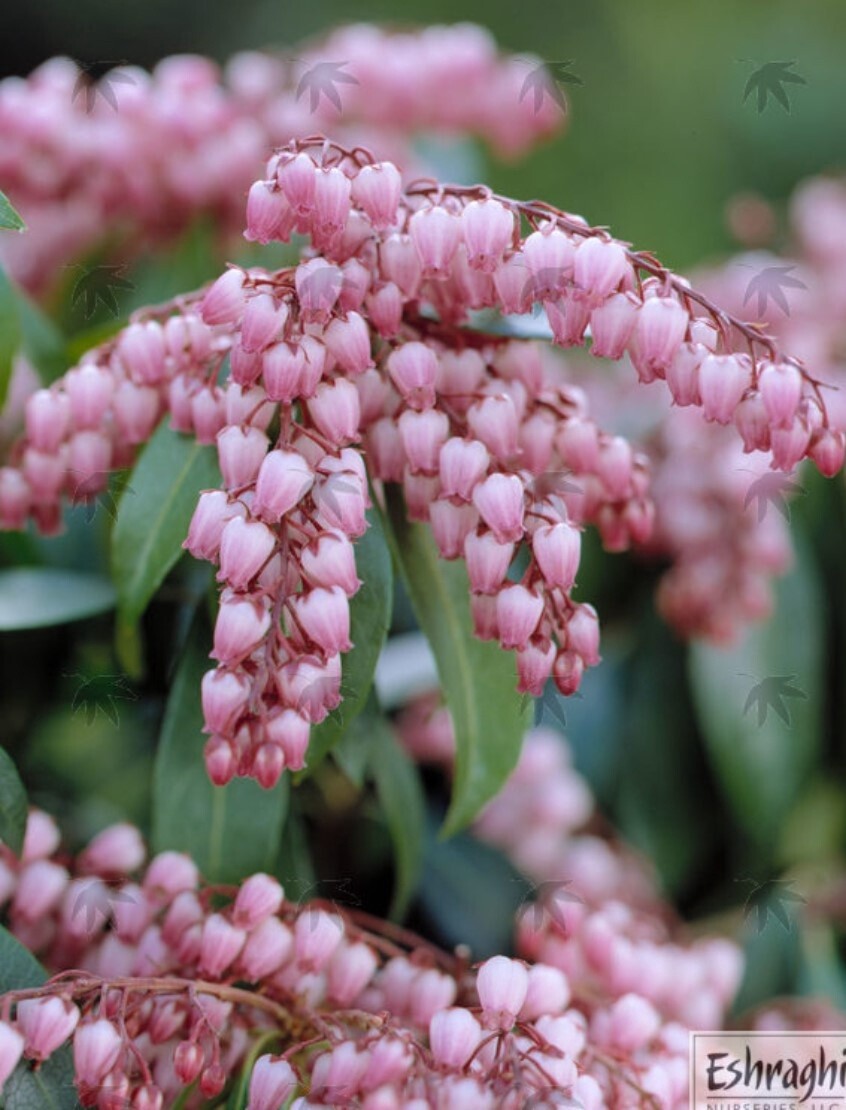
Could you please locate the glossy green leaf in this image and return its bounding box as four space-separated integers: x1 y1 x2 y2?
0 927 77 1110
0 748 27 856
151 615 288 883
111 421 220 627
384 488 530 836
0 568 115 630
0 192 25 232
0 265 22 409
688 535 823 846
366 707 425 919
299 508 393 775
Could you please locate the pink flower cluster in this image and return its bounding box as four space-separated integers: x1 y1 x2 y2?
0 25 561 292
0 809 732 1108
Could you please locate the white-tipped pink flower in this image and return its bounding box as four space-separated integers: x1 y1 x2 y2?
472 472 524 543
399 409 449 474
184 491 245 563
464 530 514 593
78 823 145 875
589 292 639 359
294 908 343 971
17 996 80 1061
461 199 515 273
247 1055 297 1110
439 438 490 500
410 205 462 277
253 449 314 522
327 940 379 1006
0 1022 24 1094
306 379 361 445
301 531 360 595
759 361 802 428
240 293 287 353
698 353 751 424
632 295 689 376
323 312 373 375
429 1008 482 1069
212 596 271 664
532 522 581 590
239 917 293 980
574 237 630 302
387 343 438 410
233 873 284 930
201 668 251 735
496 584 544 650
218 517 277 590
73 1019 123 1088
466 394 519 459
352 162 402 230
201 269 246 326
291 586 352 655
198 913 247 978
476 955 529 1030
216 425 269 489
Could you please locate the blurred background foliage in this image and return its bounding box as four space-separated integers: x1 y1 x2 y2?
2 0 846 1015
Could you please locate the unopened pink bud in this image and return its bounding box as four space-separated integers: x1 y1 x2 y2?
79 823 145 876
476 955 528 1031
589 292 639 359
65 365 113 430
496 584 544 650
429 1007 482 1069
607 993 660 1052
173 1039 204 1086
596 436 633 499
296 259 343 321
13 860 69 922
699 353 752 424
218 516 276 590
233 873 284 930
73 1019 122 1088
185 491 245 563
119 322 167 385
306 378 361 445
240 293 287 354
201 668 251 736
410 205 462 277
399 409 449 474
632 296 689 374
574 237 630 303
387 343 438 411
666 343 703 407
113 381 160 443
198 913 246 978
22 809 61 862
771 419 812 470
144 852 199 903
294 908 343 971
301 530 360 595
464 530 514 593
239 916 293 980
360 1037 412 1092
25 389 70 453
735 392 771 452
352 162 402 230
436 349 486 400
516 640 556 696
278 152 316 216
245 181 294 245
566 603 600 665
314 166 352 238
471 593 500 640
408 968 457 1027
323 312 372 375
252 449 313 523
519 964 571 1020
429 500 479 559
213 595 271 665
247 1055 297 1110
467 394 519 460
380 233 422 297
532 522 580 590
18 996 80 1061
261 342 305 403
523 227 575 295
461 199 514 273
327 940 379 1006
367 282 403 338
810 427 846 477
0 469 30 530
439 438 489 500
216 426 268 490
472 472 524 543
291 586 352 655
0 1021 24 1093
201 270 247 328
68 430 111 494
759 362 802 428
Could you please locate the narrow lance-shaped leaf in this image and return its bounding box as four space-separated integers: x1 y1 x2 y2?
383 487 530 836
0 748 27 857
0 263 22 409
111 420 220 627
151 613 289 884
0 191 25 232
0 568 115 631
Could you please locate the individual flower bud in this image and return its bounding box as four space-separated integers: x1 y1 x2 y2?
759 361 802 428
532 522 581 590
22 810 61 862
573 237 630 302
429 1008 482 1070
771 418 812 470
291 586 352 655
66 365 113 429
698 353 751 424
410 205 462 277
523 227 575 295
436 348 486 399
201 667 251 735
553 648 585 695
665 343 703 407
278 151 316 216
367 282 403 338
461 199 515 273
386 343 438 410
173 1039 205 1086
467 394 519 459
212 596 271 664
260 342 304 403
296 259 343 321
200 1063 227 1099
596 435 633 499
380 232 422 296
247 1055 297 1110
240 293 287 354
471 593 500 640
294 908 343 971
472 472 524 543
408 968 457 1027
143 852 199 903
566 603 600 665
233 873 284 930
204 737 237 786
0 468 30 530
239 916 293 980
516 639 556 695
439 438 489 500
216 426 269 490
323 312 373 375
607 993 661 1053
430 500 479 559
360 1037 413 1092
78 823 145 875
118 322 167 384
68 430 111 494
301 530 360 595
218 516 277 590
734 392 771 452
477 956 529 1030
547 295 590 348
399 409 449 474
18 997 80 1061
464 530 514 593
0 1022 24 1094
114 381 160 443
352 162 402 230
589 292 639 359
73 1019 123 1088
245 181 294 244
24 389 70 453
327 941 379 1006
12 860 69 922
198 913 247 978
810 427 846 477
314 166 352 237
306 379 361 444
632 296 689 374
496 584 544 650
519 964 571 1020
185 491 245 563
252 449 313 522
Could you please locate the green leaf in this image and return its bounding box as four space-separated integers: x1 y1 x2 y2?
383 487 530 836
299 508 393 775
151 615 288 884
0 265 22 409
0 928 78 1110
0 568 115 630
366 706 425 919
688 534 823 847
0 748 27 856
111 420 220 628
15 293 66 384
0 192 25 232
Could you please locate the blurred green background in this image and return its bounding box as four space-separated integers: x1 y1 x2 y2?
5 0 846 270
